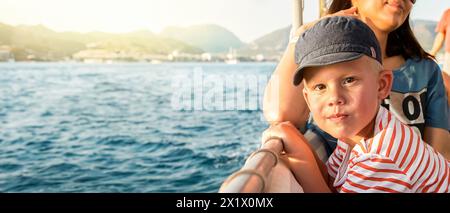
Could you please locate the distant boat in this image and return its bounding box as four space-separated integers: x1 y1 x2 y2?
225 58 238 64
150 60 162 64
225 47 239 64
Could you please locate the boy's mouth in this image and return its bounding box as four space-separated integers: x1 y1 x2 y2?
327 113 349 122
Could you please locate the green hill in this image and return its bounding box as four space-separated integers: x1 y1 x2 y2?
0 23 202 61
160 24 244 53
0 23 85 60
240 19 439 59
239 26 290 59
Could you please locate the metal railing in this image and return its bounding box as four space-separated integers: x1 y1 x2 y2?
219 0 305 193
218 130 328 193
218 138 283 193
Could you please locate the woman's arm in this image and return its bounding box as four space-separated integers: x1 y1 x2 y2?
262 42 310 130
429 32 445 56
424 127 450 160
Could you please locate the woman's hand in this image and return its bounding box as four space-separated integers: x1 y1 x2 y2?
293 6 359 37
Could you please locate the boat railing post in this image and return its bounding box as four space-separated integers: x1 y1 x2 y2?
292 0 304 29
218 138 283 193
319 0 328 18
290 0 304 40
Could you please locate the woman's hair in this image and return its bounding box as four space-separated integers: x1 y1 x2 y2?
327 0 433 60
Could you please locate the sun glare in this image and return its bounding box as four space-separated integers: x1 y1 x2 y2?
1 0 222 33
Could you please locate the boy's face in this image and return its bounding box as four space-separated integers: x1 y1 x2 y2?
302 56 392 141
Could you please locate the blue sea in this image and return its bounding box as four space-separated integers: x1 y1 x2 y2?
0 62 275 192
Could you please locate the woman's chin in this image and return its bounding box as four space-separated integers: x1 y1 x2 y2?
377 17 404 32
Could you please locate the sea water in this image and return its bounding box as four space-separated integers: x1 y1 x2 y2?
0 62 275 192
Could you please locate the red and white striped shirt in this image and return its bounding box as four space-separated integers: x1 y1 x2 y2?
326 107 450 193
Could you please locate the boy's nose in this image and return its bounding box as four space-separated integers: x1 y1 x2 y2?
327 88 345 106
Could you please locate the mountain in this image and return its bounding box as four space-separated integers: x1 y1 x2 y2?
76 30 203 55
239 26 290 59
0 19 440 62
241 19 440 59
160 24 244 53
0 23 202 61
0 23 85 60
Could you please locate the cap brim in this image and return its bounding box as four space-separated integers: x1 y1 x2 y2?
293 52 364 86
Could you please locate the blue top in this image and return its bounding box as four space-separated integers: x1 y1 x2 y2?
308 58 449 155
381 58 449 135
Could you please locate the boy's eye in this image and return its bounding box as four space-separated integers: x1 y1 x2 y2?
410 0 416 4
343 77 355 85
313 84 326 91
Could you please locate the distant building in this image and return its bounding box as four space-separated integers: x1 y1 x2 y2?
72 49 117 63
255 54 265 62
0 51 11 61
168 54 174 61
27 54 36 60
0 45 13 62
201 53 212 61
225 47 239 64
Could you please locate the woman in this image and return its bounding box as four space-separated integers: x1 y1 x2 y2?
263 0 450 158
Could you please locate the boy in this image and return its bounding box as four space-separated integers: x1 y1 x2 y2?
262 16 449 192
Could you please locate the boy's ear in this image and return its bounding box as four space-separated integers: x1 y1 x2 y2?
378 69 393 99
302 83 312 110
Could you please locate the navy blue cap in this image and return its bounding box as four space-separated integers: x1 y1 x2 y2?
293 16 382 86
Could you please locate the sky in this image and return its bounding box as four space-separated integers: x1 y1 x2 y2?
0 0 449 42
